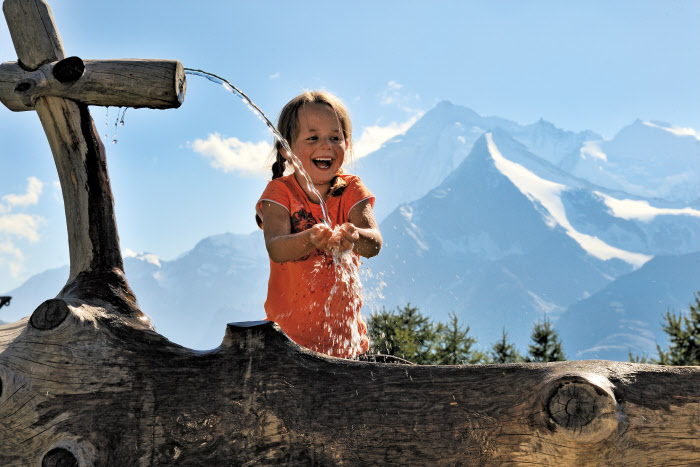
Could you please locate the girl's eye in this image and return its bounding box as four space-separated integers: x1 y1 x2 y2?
307 136 318 141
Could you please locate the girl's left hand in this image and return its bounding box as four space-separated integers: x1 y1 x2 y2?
329 223 359 252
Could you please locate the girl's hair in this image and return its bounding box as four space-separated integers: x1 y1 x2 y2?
257 91 352 229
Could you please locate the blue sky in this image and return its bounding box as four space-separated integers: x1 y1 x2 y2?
1 0 699 292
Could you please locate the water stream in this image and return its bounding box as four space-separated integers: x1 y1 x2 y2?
184 68 331 227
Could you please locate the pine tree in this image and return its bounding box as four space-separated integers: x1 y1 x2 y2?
527 317 565 362
630 294 700 365
490 328 523 363
366 303 439 363
658 294 700 366
434 312 485 365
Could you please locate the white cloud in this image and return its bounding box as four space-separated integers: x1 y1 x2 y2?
379 80 422 114
0 213 42 242
190 133 272 176
123 248 161 267
0 241 23 260
269 72 280 80
353 115 421 159
2 176 43 208
0 177 46 280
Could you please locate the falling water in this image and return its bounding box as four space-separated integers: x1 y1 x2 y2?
103 107 127 145
184 68 331 227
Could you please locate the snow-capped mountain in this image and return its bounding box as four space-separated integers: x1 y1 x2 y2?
366 130 643 351
569 119 700 203
357 102 598 221
4 102 699 360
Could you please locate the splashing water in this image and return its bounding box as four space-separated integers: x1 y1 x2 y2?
184 68 331 227
324 233 366 357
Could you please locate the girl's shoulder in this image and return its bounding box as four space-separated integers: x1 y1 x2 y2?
335 173 366 189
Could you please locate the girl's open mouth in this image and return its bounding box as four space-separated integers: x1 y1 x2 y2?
313 158 333 169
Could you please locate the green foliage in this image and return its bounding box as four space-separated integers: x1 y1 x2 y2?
629 293 700 366
527 317 566 362
658 294 700 366
367 303 440 363
366 305 485 365
367 305 571 365
490 328 524 363
434 312 487 365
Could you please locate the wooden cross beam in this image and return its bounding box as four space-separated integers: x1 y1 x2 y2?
0 0 185 314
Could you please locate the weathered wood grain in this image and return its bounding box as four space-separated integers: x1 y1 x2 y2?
0 312 699 466
3 0 64 70
0 58 186 111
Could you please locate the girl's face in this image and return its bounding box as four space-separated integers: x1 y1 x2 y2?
291 103 347 190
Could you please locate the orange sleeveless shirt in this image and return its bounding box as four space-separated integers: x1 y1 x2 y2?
256 174 373 358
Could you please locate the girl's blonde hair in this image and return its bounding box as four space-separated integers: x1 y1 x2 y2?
271 90 353 180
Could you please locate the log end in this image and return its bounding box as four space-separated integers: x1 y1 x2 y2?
544 374 620 443
52 56 85 84
42 448 77 467
175 60 186 106
30 299 70 331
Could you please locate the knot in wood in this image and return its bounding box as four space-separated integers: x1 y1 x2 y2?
42 448 78 467
546 378 618 442
549 382 597 430
14 79 34 92
31 299 69 330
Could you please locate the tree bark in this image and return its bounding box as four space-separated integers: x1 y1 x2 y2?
0 313 698 466
0 58 186 111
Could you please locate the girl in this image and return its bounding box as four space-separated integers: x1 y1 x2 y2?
255 91 382 358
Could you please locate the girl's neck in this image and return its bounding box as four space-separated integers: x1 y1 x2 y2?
294 170 330 204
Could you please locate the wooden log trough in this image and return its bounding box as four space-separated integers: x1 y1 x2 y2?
1 0 699 465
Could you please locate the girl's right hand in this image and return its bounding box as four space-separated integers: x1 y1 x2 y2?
308 223 333 250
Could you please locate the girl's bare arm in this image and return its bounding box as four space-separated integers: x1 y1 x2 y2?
346 199 382 258
261 201 332 263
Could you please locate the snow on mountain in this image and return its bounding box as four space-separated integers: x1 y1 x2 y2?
558 252 700 362
485 132 651 268
357 101 597 222
570 119 700 202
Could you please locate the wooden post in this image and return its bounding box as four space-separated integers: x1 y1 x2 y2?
1 1 699 465
0 0 185 316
